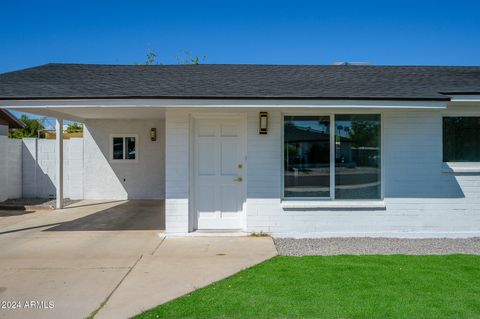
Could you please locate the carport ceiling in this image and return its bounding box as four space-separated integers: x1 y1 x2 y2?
6 107 166 121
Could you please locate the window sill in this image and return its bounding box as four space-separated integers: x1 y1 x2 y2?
281 200 386 210
109 160 139 164
442 162 480 173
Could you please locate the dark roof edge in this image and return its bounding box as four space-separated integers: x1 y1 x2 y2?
0 96 451 102
439 92 480 95
40 63 480 68
0 109 25 129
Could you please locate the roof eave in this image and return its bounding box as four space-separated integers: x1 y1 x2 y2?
0 95 452 102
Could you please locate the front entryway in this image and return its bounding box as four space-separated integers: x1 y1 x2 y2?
194 117 245 230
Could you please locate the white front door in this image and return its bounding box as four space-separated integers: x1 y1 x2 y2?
194 117 245 230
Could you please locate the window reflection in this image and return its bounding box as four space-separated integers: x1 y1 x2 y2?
335 115 381 199
443 117 480 162
113 137 124 160
284 116 330 198
125 137 136 160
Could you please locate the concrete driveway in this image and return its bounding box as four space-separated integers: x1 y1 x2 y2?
0 200 277 319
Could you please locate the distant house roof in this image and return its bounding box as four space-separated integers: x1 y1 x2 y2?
0 109 24 129
0 63 479 101
284 124 350 143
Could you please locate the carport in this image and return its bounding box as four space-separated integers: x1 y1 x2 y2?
0 99 167 211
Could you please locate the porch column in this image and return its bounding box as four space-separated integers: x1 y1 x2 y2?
165 110 190 233
55 118 64 209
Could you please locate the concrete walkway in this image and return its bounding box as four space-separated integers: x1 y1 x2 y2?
0 200 277 319
96 237 277 318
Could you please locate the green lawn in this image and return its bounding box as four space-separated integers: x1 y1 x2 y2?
136 255 480 319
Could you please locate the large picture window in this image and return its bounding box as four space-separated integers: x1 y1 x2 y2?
335 114 381 199
283 114 381 200
443 117 480 162
284 116 330 198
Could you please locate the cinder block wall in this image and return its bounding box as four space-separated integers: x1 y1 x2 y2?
164 111 190 233
0 137 22 201
0 136 9 201
83 119 165 200
21 138 84 200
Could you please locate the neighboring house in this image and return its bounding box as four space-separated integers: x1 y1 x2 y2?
1 63 480 237
0 109 24 135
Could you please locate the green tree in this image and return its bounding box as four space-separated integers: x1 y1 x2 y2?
137 49 207 65
176 49 207 64
8 115 45 138
145 50 160 65
66 122 83 133
349 121 379 148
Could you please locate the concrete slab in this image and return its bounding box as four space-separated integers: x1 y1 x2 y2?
0 268 129 319
0 200 277 319
95 237 278 319
0 200 164 319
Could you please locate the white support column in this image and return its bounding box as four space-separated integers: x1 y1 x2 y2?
165 110 190 233
55 118 64 209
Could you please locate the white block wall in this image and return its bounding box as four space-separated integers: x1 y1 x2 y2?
7 139 22 199
164 110 190 233
83 119 165 200
245 108 480 237
0 136 8 202
164 106 480 237
0 137 22 201
21 138 84 199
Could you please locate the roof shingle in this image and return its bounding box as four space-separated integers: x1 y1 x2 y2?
0 63 479 101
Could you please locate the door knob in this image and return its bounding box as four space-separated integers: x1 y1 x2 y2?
233 177 243 182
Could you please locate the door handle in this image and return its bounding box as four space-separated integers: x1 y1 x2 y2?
233 177 243 183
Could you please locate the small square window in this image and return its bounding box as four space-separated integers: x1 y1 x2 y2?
111 135 138 162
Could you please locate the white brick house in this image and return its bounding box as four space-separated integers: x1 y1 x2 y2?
1 64 480 237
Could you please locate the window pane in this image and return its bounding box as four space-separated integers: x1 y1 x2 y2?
113 137 124 160
335 114 380 199
443 117 480 162
125 137 136 160
284 116 330 198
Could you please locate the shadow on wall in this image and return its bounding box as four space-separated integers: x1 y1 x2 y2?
45 200 165 231
252 170 467 200
385 172 467 199
22 139 56 199
84 120 165 200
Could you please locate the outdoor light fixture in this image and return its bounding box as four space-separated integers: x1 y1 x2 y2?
259 112 268 134
150 128 157 141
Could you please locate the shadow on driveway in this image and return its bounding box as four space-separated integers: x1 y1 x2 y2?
0 210 36 217
45 200 165 232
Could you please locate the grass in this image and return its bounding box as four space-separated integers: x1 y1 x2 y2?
249 232 270 237
135 255 480 319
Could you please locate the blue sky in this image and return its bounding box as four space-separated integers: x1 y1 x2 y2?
1 0 479 74
1 0 479 125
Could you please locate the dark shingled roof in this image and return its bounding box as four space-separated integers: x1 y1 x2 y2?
0 63 480 101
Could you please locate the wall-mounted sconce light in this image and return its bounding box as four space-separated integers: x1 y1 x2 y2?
259 112 268 134
150 128 157 141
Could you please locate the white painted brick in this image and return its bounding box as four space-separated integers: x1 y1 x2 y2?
165 111 190 233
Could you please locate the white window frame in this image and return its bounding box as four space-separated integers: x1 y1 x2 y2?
109 134 139 163
281 112 383 201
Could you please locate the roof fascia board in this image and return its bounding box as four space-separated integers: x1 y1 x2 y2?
448 95 480 102
0 99 447 109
